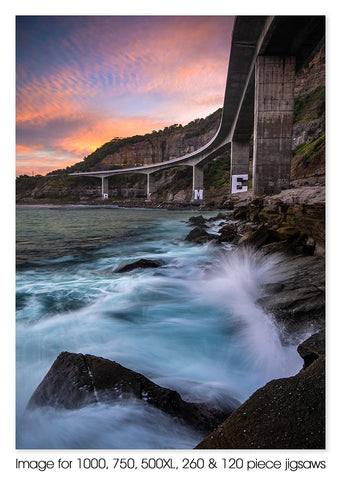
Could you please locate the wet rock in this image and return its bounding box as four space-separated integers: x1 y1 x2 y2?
257 254 325 330
196 330 325 449
260 240 293 256
222 199 235 209
237 224 278 249
236 221 316 256
28 352 236 434
205 212 234 224
271 224 301 241
185 227 219 244
217 224 238 243
117 258 162 273
284 202 325 254
187 215 208 228
297 328 325 369
235 221 259 236
221 187 325 255
233 205 248 220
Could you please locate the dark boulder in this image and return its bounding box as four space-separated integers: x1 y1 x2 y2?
217 223 238 243
237 224 277 249
207 212 233 222
28 352 236 434
260 240 292 256
187 215 208 228
233 205 248 220
196 330 325 449
237 222 313 255
185 227 219 244
222 199 235 209
117 258 162 273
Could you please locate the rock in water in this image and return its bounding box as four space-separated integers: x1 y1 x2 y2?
187 215 208 228
28 352 236 434
217 224 238 243
185 227 219 244
116 258 162 273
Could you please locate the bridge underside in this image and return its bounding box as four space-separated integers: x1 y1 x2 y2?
69 16 325 201
90 163 209 202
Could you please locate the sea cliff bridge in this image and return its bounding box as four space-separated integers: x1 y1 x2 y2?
70 15 325 201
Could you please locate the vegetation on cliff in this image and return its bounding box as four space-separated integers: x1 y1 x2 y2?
293 85 325 124
291 84 325 183
292 132 325 169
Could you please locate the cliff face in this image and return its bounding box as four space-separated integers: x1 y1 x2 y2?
294 42 325 97
291 42 325 185
99 128 217 169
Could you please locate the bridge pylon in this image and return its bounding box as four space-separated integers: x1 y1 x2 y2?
146 173 156 200
192 164 204 202
231 140 250 193
101 176 109 200
252 55 296 195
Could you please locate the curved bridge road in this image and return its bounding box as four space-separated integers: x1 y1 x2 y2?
70 15 325 201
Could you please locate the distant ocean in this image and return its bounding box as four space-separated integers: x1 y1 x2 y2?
16 205 304 449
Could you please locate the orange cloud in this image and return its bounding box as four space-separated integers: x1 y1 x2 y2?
58 116 170 158
16 144 40 155
16 16 233 175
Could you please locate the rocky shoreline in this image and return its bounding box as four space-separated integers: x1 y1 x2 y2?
185 185 325 334
190 185 325 448
26 185 326 449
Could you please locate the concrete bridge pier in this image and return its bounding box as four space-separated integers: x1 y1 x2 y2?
146 173 156 200
231 140 250 193
192 164 204 201
101 176 109 199
253 55 296 195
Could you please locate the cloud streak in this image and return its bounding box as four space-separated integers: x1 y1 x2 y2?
16 15 234 175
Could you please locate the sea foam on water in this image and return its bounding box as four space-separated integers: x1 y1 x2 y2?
16 208 305 449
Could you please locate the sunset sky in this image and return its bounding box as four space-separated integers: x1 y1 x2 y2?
16 15 234 176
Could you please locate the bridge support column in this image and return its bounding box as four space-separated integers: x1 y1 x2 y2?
192 165 204 201
146 173 156 200
101 176 109 199
253 55 295 195
231 140 250 193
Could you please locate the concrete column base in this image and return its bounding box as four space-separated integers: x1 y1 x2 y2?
231 140 250 193
101 177 109 200
146 173 156 200
192 165 204 201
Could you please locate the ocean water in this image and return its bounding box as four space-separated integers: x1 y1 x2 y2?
16 205 306 449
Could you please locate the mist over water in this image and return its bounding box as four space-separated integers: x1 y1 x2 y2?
16 206 306 449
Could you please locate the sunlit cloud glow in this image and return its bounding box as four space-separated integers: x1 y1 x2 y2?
16 15 234 175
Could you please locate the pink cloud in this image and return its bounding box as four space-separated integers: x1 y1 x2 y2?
16 16 233 174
